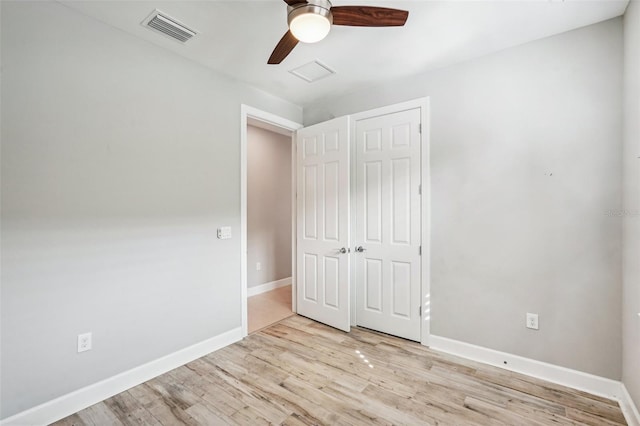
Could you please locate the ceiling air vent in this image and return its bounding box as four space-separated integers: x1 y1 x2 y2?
142 10 196 43
289 60 336 83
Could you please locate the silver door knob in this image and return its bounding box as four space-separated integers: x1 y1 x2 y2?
355 246 366 253
338 247 347 254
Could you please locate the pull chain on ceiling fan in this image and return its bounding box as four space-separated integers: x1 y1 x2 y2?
268 0 409 64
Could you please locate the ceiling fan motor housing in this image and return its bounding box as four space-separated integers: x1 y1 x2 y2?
287 0 334 27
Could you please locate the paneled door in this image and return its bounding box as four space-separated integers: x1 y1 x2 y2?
355 108 422 341
296 116 351 332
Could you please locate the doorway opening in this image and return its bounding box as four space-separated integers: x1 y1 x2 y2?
240 105 302 337
247 121 293 332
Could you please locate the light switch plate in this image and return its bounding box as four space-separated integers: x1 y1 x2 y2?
217 226 232 239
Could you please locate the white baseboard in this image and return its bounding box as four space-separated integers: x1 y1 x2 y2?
248 277 291 297
430 335 639 425
4 329 636 426
620 384 640 426
0 327 242 426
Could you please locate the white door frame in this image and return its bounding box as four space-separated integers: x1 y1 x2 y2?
240 105 303 337
349 97 431 346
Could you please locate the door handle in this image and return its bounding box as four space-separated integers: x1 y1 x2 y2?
338 247 347 254
355 246 366 253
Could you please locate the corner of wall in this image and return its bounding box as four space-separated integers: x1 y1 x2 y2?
622 0 640 413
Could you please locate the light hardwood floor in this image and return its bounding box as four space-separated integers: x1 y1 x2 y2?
53 315 627 425
248 285 294 334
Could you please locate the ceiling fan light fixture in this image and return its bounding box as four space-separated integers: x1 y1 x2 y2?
269 0 408 65
288 1 333 43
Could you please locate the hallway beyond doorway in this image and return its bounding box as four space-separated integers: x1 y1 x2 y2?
248 285 293 333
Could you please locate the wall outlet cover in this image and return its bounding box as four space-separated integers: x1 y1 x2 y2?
526 313 539 330
78 332 92 353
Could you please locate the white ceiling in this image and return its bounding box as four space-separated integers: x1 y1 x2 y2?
59 0 629 107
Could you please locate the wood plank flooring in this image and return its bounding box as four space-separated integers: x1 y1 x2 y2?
53 315 627 425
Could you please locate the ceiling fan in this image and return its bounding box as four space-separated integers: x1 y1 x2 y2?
268 0 409 64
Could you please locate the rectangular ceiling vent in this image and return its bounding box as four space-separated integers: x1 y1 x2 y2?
142 10 196 43
289 60 336 83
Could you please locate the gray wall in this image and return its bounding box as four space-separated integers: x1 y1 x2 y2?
305 18 624 380
622 0 640 408
247 125 292 288
0 1 301 419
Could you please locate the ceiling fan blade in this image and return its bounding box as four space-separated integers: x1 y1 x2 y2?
283 0 307 5
331 6 408 27
268 30 299 64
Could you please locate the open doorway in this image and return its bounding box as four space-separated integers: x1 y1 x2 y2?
240 105 302 337
247 121 293 333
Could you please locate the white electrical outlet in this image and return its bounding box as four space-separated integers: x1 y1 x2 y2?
77 332 92 353
526 313 539 330
256 262 261 271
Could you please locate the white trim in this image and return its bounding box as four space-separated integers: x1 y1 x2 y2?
420 98 431 347
291 132 298 315
430 335 623 399
247 277 292 297
240 105 302 338
430 335 640 425
0 327 242 426
620 384 640 426
349 114 358 327
347 97 431 345
349 98 430 122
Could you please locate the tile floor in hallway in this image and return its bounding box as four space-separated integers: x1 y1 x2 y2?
248 284 294 334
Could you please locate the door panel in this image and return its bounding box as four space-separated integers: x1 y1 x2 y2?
296 116 350 332
303 254 318 301
391 261 411 317
303 166 318 239
365 258 383 311
324 161 340 241
355 108 421 341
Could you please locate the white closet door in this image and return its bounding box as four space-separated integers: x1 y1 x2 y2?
296 116 351 332
355 108 422 341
